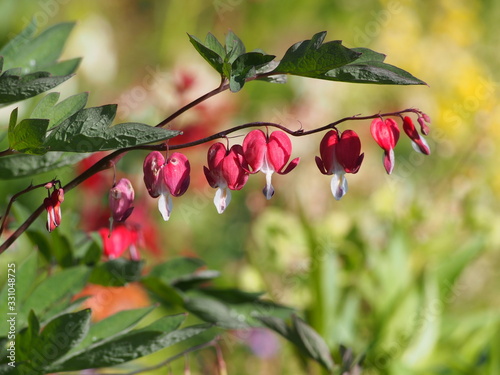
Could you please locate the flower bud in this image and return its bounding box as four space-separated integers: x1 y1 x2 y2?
109 178 135 222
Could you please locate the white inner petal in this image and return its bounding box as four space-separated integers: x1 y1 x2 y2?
158 193 172 221
214 187 232 214
331 172 348 200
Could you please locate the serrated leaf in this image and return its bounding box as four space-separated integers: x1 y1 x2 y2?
8 118 49 154
204 33 225 58
68 306 156 355
19 266 90 328
44 105 180 152
0 20 37 65
292 315 334 371
31 92 88 128
48 317 208 371
0 152 90 180
188 34 223 75
273 31 361 77
1 22 75 74
31 309 91 362
88 259 143 287
225 31 245 64
7 107 17 136
0 71 73 106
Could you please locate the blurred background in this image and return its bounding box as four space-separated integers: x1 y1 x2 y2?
1 0 499 374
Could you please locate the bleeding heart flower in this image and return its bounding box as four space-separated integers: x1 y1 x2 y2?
203 142 249 213
143 151 165 198
143 151 190 221
404 116 431 155
44 188 64 232
109 178 135 223
99 225 140 260
315 129 364 200
243 129 300 199
370 118 400 174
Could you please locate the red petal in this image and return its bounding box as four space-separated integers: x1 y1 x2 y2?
267 131 292 172
222 145 249 190
318 130 339 174
315 156 327 175
336 130 363 173
370 118 400 152
164 152 191 197
277 157 300 175
404 116 430 155
243 129 267 172
207 142 227 171
203 166 219 188
99 226 132 259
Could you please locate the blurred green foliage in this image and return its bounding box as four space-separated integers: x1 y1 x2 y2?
1 0 499 374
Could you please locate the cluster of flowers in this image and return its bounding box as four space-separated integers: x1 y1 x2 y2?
43 114 431 236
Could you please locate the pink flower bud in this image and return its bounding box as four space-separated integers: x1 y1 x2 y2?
143 151 165 198
44 188 64 232
109 178 135 222
417 116 430 136
403 116 430 155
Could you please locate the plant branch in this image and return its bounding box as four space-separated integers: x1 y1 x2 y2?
0 94 423 253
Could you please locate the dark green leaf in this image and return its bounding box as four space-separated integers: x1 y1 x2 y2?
292 315 334 371
229 52 276 93
188 34 223 75
19 266 90 328
80 233 103 265
30 309 91 363
323 60 427 85
1 22 75 74
26 230 51 263
225 31 245 63
0 71 73 106
0 56 3 72
204 33 225 58
8 118 49 154
0 152 90 180
88 259 143 287
0 20 37 66
173 270 221 291
273 31 361 77
17 311 40 363
257 315 294 338
135 313 186 333
198 288 264 304
48 317 209 371
7 108 18 143
44 105 180 152
15 253 38 306
69 306 156 354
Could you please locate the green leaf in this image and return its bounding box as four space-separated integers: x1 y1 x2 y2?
324 60 427 85
44 105 180 152
273 31 361 77
225 30 245 64
183 296 248 329
16 311 40 364
0 71 73 106
147 257 205 285
229 52 276 93
0 56 3 72
257 315 334 371
172 270 221 291
292 315 334 371
7 107 18 139
42 57 81 76
0 152 90 180
48 316 209 371
31 92 88 128
19 266 90 328
30 309 91 363
141 276 186 307
204 33 226 58
88 259 143 287
15 253 38 306
0 22 75 74
188 34 224 75
8 118 49 154
68 306 156 355
0 20 37 66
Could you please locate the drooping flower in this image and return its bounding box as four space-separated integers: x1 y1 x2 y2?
143 151 165 198
44 188 64 232
98 225 141 261
203 142 249 213
109 178 135 223
315 129 364 200
370 118 400 174
403 116 431 155
243 129 300 199
143 151 190 221
417 115 430 136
